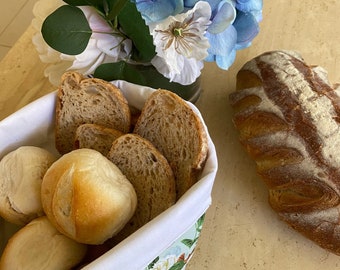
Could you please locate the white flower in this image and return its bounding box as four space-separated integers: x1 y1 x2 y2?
149 1 211 85
32 1 132 85
150 255 178 270
32 0 72 85
67 6 132 75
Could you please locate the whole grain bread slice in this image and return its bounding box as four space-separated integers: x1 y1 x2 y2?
134 89 209 199
74 123 124 156
106 133 176 243
55 72 130 154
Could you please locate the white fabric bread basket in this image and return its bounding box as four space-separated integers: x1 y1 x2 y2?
0 81 218 269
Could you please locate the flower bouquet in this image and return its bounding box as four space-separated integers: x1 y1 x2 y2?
33 0 262 100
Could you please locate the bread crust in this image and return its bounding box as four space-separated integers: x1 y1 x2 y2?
107 133 176 244
55 72 130 154
41 148 137 245
134 89 208 199
230 50 340 255
0 146 56 225
0 216 87 270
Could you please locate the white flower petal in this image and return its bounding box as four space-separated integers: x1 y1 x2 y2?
79 6 113 33
150 1 211 85
151 55 203 85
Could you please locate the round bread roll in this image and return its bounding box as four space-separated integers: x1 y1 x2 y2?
0 216 87 270
0 146 57 225
41 148 137 245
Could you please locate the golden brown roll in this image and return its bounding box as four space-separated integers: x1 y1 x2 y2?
0 146 56 225
230 50 340 255
41 148 137 245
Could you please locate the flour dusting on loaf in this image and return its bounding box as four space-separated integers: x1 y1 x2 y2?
230 50 340 255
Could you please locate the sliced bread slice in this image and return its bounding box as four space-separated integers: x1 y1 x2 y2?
74 123 124 156
134 89 209 199
55 72 130 154
106 133 176 243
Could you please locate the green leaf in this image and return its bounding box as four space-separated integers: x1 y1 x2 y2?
196 214 205 230
118 1 155 62
63 0 128 19
147 257 159 269
181 238 195 248
106 0 129 20
169 261 186 270
41 5 92 55
62 0 104 7
94 62 147 85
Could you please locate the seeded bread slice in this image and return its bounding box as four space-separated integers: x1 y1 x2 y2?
134 89 209 199
106 133 176 243
74 123 124 156
55 72 130 154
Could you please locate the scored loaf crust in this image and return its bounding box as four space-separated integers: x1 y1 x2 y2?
106 133 176 244
134 89 209 199
229 50 340 255
74 123 124 156
55 72 130 154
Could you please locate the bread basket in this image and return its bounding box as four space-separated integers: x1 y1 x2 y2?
0 81 218 269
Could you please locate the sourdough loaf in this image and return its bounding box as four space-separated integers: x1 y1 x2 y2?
134 89 208 199
229 50 340 255
107 133 176 243
55 72 130 154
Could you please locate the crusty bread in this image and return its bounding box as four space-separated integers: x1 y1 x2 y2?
0 216 87 270
0 146 56 225
41 148 137 245
55 72 131 154
229 50 340 255
74 123 124 156
106 134 176 243
134 89 209 199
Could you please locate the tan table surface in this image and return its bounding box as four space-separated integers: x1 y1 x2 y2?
1 1 340 269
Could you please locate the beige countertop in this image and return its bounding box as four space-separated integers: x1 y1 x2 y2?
1 1 340 269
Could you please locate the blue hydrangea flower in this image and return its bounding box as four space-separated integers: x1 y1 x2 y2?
203 0 262 69
181 0 262 71
134 0 262 77
132 0 184 24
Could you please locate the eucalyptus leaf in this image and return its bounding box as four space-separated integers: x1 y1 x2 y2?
62 0 104 7
106 0 129 20
63 0 128 19
41 5 92 55
94 62 200 100
118 1 155 62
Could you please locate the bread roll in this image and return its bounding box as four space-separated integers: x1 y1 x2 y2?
0 216 87 270
0 146 56 225
229 50 340 255
41 148 137 245
134 89 208 199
